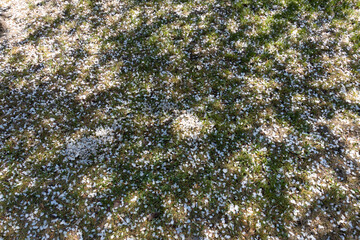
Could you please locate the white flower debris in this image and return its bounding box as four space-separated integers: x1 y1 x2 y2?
64 137 99 161
0 0 360 239
173 111 212 139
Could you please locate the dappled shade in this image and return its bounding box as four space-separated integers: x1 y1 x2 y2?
1 0 360 239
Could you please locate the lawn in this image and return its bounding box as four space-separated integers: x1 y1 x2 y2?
0 0 360 239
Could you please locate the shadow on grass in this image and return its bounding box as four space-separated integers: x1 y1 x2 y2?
1 0 359 238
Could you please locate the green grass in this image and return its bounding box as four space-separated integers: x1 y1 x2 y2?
1 0 360 239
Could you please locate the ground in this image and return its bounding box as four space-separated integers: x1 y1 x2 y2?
0 0 360 239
